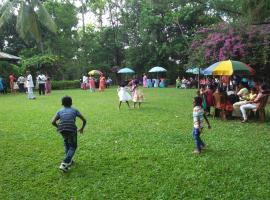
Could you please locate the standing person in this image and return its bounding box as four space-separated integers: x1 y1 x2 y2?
99 74 106 92
37 72 46 95
0 75 3 94
51 96 87 172
82 75 88 90
143 73 148 88
89 75 96 92
117 82 131 109
192 97 211 154
9 73 15 93
132 80 144 108
17 74 25 93
26 71 36 100
176 76 181 88
45 74 52 94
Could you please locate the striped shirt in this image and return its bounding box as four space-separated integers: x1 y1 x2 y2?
193 106 204 129
56 107 81 133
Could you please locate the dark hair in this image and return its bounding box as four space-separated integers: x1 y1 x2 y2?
134 79 139 85
119 81 126 87
250 87 257 92
194 96 202 106
62 96 72 107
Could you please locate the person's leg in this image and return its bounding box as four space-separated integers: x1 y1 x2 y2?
42 84 45 95
63 132 77 164
126 101 130 108
27 87 32 99
198 131 205 148
119 101 122 109
133 102 136 108
192 128 201 153
61 132 70 156
138 102 141 108
240 104 256 121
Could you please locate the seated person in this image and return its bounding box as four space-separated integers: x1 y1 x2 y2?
236 82 249 101
240 84 269 123
159 78 165 88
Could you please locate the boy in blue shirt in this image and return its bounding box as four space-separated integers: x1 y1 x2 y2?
52 96 87 172
192 96 211 154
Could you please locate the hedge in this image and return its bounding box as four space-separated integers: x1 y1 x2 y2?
51 80 80 90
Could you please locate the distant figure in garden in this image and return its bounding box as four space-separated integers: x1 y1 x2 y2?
117 82 131 109
0 75 3 93
99 74 106 92
37 72 46 95
132 80 144 108
192 96 211 154
89 75 96 92
82 75 88 90
9 73 15 93
176 76 180 88
45 74 51 94
143 73 148 88
52 96 87 172
26 71 36 100
17 75 25 93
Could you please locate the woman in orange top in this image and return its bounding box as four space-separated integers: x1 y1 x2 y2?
9 73 15 93
99 74 106 92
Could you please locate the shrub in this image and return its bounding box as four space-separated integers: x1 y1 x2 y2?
51 80 80 90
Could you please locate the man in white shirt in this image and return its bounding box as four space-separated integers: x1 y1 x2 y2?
17 75 25 92
37 72 46 95
26 71 36 99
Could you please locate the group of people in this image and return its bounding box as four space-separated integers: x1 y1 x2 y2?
196 77 269 122
117 78 144 109
176 77 198 89
143 73 167 88
0 71 52 99
80 74 112 92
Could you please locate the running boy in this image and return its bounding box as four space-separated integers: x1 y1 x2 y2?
52 96 87 172
192 96 211 154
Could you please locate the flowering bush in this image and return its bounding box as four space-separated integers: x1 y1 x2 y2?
189 22 270 77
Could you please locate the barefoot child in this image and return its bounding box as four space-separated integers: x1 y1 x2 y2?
192 96 211 154
52 96 86 172
117 82 131 109
132 80 144 108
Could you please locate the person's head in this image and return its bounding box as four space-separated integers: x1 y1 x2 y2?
250 87 257 94
196 90 200 97
260 84 268 93
135 79 139 85
119 81 126 87
26 71 30 75
193 96 202 107
62 96 72 107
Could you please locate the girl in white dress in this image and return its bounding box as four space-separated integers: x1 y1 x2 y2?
132 80 144 108
117 82 131 109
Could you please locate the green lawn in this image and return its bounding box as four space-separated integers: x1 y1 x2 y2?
1 88 270 199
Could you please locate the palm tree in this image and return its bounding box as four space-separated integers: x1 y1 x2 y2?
0 0 57 51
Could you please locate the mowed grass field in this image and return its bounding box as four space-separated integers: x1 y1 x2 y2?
1 88 270 199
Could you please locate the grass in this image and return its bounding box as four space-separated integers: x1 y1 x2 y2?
0 88 270 199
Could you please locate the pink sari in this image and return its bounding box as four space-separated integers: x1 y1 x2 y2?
143 75 148 88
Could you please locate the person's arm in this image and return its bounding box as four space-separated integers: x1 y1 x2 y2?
77 114 87 134
51 115 60 128
203 113 211 129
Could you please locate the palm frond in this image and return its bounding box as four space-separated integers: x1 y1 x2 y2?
35 1 57 33
0 0 16 29
16 2 32 41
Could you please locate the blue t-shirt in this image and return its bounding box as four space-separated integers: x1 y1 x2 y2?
56 107 81 133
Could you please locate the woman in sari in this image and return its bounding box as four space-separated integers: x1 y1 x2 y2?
99 74 106 92
143 73 148 88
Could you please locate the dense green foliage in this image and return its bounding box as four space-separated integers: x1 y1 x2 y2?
51 80 80 90
0 0 270 80
0 89 270 199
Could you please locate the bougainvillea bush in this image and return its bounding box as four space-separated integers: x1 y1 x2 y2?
189 22 270 78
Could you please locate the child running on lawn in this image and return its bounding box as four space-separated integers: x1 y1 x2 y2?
52 96 87 172
192 96 211 154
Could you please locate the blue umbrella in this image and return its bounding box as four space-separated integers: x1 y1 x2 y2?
149 66 167 73
117 67 135 74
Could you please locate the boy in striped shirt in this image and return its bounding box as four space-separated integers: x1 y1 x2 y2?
52 96 86 172
192 96 211 154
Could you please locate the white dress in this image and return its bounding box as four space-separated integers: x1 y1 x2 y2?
118 87 132 101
